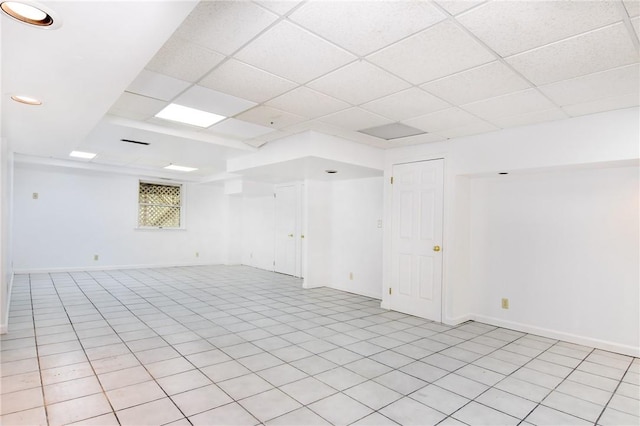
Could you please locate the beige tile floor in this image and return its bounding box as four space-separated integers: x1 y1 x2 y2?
0 265 638 425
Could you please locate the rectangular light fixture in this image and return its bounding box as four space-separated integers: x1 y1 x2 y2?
69 150 97 159
164 164 198 172
155 103 225 128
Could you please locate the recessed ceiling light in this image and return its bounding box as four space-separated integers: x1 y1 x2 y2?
1 1 54 26
155 103 225 128
11 94 42 105
164 164 198 172
69 151 97 159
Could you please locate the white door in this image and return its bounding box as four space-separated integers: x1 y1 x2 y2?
274 185 298 276
390 159 444 321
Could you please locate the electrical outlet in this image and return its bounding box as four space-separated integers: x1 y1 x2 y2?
195 252 199 258
93 254 99 261
32 192 39 200
349 272 354 280
501 298 509 309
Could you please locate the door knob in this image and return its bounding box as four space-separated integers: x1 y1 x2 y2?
433 245 441 252
288 234 294 237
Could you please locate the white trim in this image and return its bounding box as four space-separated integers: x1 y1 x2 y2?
1 273 14 335
13 261 218 274
443 314 473 326
327 284 382 300
472 314 640 358
302 279 324 289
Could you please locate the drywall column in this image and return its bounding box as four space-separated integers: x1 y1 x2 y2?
0 137 14 334
302 180 332 288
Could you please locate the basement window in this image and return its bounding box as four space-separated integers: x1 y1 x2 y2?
138 181 183 229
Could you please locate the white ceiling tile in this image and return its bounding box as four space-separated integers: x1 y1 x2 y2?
361 88 450 121
490 108 569 129
206 118 275 140
506 23 639 86
435 0 485 16
402 107 488 133
254 1 301 15
437 121 498 139
145 37 225 83
539 64 640 106
265 87 349 119
461 89 557 122
289 1 445 56
199 59 297 104
127 70 190 102
235 105 307 129
632 16 640 36
421 61 531 105
235 21 356 84
146 116 206 132
307 60 410 105
562 93 640 117
384 132 447 147
368 20 495 84
624 0 640 17
108 92 166 121
318 107 393 131
175 1 278 55
174 85 257 117
457 1 623 56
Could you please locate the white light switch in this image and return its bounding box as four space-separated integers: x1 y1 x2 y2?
32 193 38 200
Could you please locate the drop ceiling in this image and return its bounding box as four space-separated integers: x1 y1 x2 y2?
2 0 639 182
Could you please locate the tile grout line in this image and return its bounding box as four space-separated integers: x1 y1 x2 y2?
44 271 123 425
28 274 50 425
593 358 635 425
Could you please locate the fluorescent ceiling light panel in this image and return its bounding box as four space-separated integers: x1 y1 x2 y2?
358 123 426 140
155 103 225 128
69 150 97 159
164 164 198 172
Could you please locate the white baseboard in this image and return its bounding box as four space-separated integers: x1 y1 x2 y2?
12 261 220 274
472 314 640 358
1 272 14 335
302 279 325 289
443 314 474 326
327 284 382 300
380 300 390 310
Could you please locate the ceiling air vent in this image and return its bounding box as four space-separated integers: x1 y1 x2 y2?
121 139 150 146
358 123 426 140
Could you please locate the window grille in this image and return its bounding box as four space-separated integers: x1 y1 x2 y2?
138 182 181 228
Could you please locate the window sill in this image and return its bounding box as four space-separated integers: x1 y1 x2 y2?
134 227 186 231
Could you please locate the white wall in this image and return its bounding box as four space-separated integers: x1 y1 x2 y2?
302 178 384 298
303 180 332 288
383 107 640 356
237 177 384 299
0 138 14 333
13 163 231 271
328 177 383 299
240 195 276 271
470 166 639 354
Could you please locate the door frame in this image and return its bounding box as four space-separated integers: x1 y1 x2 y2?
383 157 446 323
273 182 304 278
